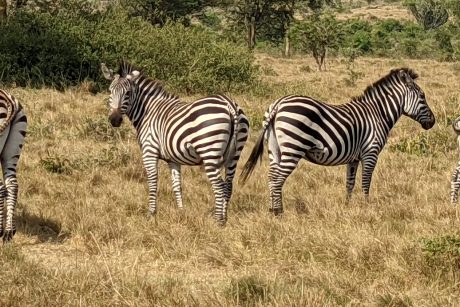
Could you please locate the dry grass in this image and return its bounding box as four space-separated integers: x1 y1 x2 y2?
337 3 413 22
1 55 460 306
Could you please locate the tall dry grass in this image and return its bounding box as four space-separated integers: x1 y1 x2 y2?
1 55 460 306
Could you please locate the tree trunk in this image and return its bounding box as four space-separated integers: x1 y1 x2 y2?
284 16 291 57
248 16 256 50
0 0 7 23
284 34 290 57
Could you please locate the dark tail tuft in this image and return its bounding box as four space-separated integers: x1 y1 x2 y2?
239 130 265 185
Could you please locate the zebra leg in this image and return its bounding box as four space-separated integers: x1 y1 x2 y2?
346 161 359 203
268 155 300 215
143 155 159 217
3 176 18 242
168 162 184 209
361 158 377 201
224 163 236 205
204 165 227 225
0 181 5 238
450 162 460 204
223 134 247 204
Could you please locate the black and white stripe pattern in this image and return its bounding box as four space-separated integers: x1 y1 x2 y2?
0 90 27 241
241 68 435 214
101 61 249 224
450 116 460 204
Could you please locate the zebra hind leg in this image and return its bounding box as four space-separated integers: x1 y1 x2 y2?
268 154 300 216
0 182 6 238
223 126 248 206
204 165 227 226
3 176 18 242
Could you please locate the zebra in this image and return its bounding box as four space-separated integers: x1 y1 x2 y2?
101 61 249 225
450 116 460 204
0 90 27 241
240 68 435 215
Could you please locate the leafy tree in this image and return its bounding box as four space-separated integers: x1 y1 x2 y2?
405 0 449 30
121 0 212 26
290 13 342 70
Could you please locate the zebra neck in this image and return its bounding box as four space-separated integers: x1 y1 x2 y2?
125 80 179 129
361 88 403 132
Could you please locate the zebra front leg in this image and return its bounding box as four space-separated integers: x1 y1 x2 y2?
361 157 377 202
143 155 159 218
0 182 6 238
204 165 227 225
346 161 359 203
3 176 18 242
168 162 184 209
451 162 460 204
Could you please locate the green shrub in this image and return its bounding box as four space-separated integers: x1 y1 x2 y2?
225 275 272 305
389 128 456 157
0 7 258 94
421 235 460 277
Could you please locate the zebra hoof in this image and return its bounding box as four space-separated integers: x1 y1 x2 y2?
2 230 15 243
269 207 284 216
146 211 157 220
216 218 227 227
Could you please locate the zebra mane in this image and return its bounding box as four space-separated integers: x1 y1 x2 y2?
117 60 144 78
117 60 178 99
353 68 419 101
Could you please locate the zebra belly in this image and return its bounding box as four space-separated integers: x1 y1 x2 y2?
304 149 359 166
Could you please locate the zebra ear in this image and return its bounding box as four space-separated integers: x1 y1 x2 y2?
101 63 114 80
398 69 414 86
127 70 141 82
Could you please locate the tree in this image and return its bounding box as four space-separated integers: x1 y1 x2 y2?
290 13 342 71
122 0 212 26
406 0 449 30
229 0 274 49
0 0 7 22
281 0 342 56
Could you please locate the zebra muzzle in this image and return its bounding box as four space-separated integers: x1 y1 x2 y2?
421 115 435 130
109 110 123 127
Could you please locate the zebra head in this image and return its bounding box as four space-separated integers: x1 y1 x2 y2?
398 69 435 130
101 63 141 127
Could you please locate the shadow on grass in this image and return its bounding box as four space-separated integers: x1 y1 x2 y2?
16 210 69 243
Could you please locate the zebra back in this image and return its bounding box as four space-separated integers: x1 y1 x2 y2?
0 90 21 134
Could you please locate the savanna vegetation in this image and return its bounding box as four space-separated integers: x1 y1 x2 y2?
0 0 460 305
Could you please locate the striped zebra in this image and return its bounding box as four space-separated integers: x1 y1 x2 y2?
450 116 460 204
241 68 435 214
0 90 27 241
101 61 248 224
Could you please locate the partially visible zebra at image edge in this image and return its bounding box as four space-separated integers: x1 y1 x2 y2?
450 116 460 204
101 61 248 225
241 68 435 214
0 90 27 241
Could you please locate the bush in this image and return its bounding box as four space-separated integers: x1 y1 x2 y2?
339 17 460 61
0 7 258 94
389 128 456 157
421 235 460 277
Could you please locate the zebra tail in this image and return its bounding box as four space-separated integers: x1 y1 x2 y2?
223 102 240 164
239 127 266 185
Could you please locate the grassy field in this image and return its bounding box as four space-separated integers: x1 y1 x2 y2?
1 55 460 306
